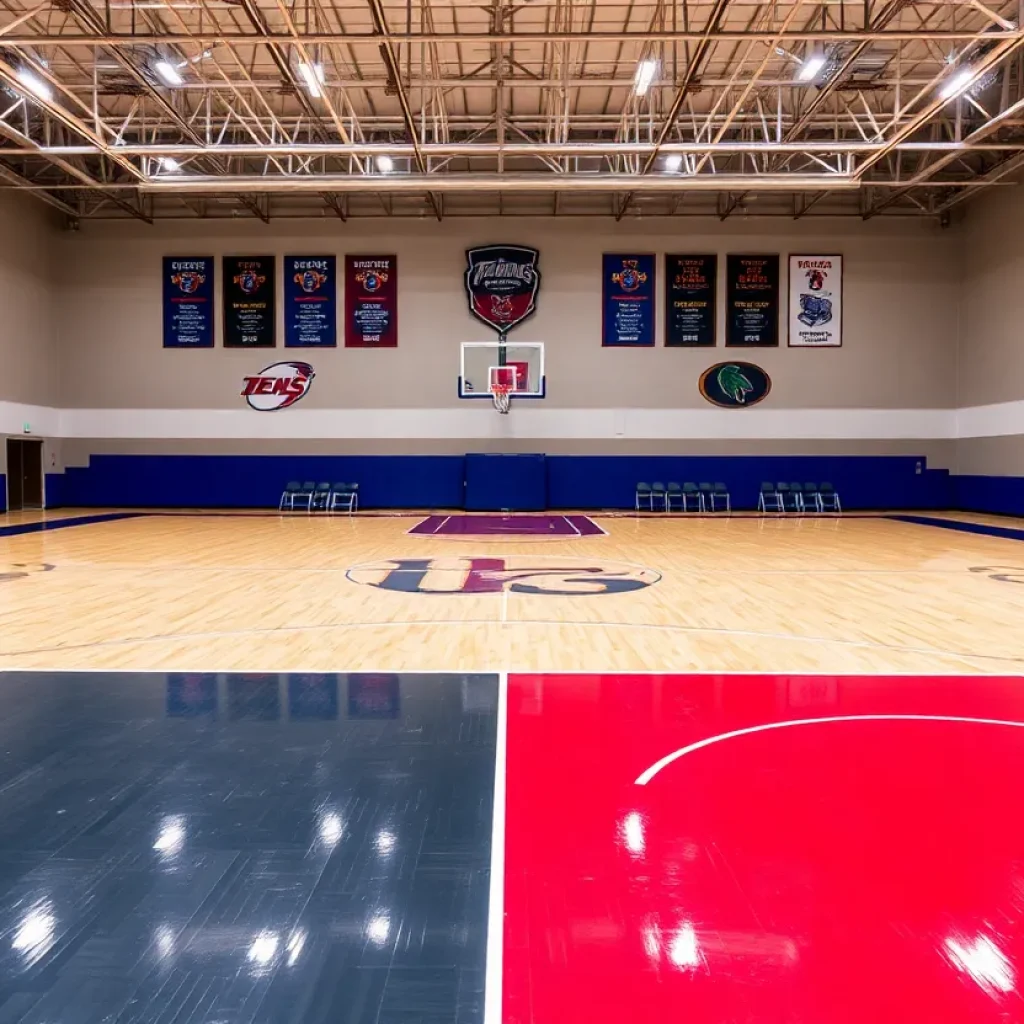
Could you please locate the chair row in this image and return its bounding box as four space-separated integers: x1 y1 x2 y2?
279 481 359 513
636 482 731 513
758 482 841 514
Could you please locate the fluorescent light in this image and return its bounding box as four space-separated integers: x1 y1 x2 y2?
158 156 180 172
664 153 683 172
940 66 975 99
798 53 826 82
634 58 657 97
16 67 52 103
376 154 394 173
153 59 183 86
298 61 324 99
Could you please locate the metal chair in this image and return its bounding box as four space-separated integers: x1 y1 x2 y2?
698 482 714 512
790 482 806 513
635 482 653 511
682 482 702 512
285 480 316 512
311 481 332 511
665 483 684 511
651 482 668 511
328 482 357 514
818 482 842 513
758 481 784 514
279 481 303 511
803 483 823 513
710 482 731 513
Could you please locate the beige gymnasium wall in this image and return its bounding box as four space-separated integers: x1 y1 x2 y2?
0 193 61 476
53 215 959 465
957 185 1024 477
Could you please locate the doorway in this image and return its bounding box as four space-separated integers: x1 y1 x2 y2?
5 438 43 511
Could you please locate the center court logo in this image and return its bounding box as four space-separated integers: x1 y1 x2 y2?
346 557 661 595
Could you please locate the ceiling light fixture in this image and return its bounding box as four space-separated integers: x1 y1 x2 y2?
159 156 180 172
153 59 184 87
16 67 52 103
940 66 975 99
634 58 658 97
376 154 394 173
664 153 683 172
298 61 325 99
797 52 826 82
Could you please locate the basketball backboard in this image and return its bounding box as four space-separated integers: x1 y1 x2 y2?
459 342 545 400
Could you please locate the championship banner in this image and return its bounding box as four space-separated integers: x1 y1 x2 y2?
788 254 843 347
602 253 656 346
163 257 214 348
665 254 716 347
345 255 398 347
726 254 779 347
223 255 276 347
284 255 336 347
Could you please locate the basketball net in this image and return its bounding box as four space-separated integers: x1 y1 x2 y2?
491 383 512 415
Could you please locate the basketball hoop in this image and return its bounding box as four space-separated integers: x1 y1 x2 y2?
490 382 512 414
488 365 516 414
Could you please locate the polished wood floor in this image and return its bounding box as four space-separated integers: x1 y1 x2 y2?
1 508 1022 673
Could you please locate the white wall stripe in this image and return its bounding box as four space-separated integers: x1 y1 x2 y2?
5 398 1024 441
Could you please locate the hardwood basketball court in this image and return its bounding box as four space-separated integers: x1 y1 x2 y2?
0 509 1021 674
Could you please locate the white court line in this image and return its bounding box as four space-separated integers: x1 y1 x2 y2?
432 516 452 535
635 714 1024 785
562 515 582 538
484 670 509 1024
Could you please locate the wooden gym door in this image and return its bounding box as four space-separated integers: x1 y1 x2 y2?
5 438 43 511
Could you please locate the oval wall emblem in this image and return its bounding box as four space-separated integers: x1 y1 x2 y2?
699 361 771 408
241 361 315 411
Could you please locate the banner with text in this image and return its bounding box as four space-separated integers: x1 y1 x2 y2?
223 255 276 348
602 253 656 346
346 255 398 347
163 257 214 348
284 255 336 347
665 254 716 347
726 254 779 347
788 254 843 347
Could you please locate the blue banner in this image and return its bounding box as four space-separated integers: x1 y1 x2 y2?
285 255 337 347
602 253 656 346
163 257 214 348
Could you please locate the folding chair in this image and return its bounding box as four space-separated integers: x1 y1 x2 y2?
328 482 356 514
665 483 683 511
803 483 822 513
635 482 653 511
790 482 806 513
758 481 784 514
651 482 668 511
698 482 714 512
678 483 700 512
710 482 731 513
279 481 303 511
818 482 842 513
312 481 332 511
287 481 316 512
776 482 800 514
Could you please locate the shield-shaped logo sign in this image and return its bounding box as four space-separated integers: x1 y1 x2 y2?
465 245 540 337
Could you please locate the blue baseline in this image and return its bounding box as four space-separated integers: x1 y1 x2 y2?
0 512 146 538
887 514 1024 543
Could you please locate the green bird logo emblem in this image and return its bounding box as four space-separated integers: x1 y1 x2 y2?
717 364 753 404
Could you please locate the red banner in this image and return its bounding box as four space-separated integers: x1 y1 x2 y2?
345 255 398 347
